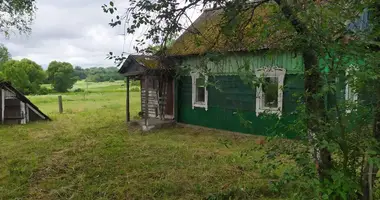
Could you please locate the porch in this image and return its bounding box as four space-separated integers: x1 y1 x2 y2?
119 55 176 131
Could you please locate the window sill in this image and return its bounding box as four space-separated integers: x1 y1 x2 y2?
193 102 208 111
256 109 282 117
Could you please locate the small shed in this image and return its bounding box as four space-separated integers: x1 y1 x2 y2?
118 55 175 130
0 81 50 124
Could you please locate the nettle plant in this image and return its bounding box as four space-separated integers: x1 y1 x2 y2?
104 0 380 199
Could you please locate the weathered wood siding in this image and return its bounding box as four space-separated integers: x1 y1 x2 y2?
141 77 159 118
28 107 42 122
141 88 159 118
181 52 304 75
4 99 22 124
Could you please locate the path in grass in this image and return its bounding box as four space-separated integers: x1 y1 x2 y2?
0 86 285 199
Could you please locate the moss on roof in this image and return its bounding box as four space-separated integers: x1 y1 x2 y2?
167 3 295 56
133 55 161 69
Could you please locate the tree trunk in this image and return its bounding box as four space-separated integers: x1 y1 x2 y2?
274 0 333 181
303 49 333 180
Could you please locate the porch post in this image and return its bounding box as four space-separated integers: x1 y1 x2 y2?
126 77 130 123
144 77 149 126
1 89 4 124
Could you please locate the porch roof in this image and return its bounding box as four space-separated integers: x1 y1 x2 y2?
118 55 174 77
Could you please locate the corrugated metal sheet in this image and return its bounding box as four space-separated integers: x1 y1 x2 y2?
347 9 369 32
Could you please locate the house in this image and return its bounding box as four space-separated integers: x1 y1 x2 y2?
0 81 50 124
119 6 368 137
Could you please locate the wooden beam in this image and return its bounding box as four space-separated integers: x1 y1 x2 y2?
20 101 26 124
27 104 46 120
174 79 179 122
144 77 149 126
126 77 130 122
1 89 4 124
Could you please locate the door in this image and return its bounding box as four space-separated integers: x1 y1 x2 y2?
164 79 174 119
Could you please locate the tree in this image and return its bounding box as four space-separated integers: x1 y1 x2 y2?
1 59 46 94
47 61 76 92
84 67 123 82
0 44 11 66
73 66 87 80
0 0 37 36
104 0 380 199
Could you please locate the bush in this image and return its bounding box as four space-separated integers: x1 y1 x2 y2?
37 87 53 95
130 80 140 86
73 88 84 93
129 86 140 92
109 78 115 82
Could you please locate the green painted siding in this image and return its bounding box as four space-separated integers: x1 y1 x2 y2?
181 52 304 75
177 75 304 138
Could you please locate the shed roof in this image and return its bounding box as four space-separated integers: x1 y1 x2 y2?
167 4 294 56
118 55 175 77
0 81 51 121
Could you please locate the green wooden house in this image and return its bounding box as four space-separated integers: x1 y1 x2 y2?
166 8 305 137
120 6 364 136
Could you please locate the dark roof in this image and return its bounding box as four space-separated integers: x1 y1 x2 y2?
0 81 51 121
118 55 175 76
166 4 295 56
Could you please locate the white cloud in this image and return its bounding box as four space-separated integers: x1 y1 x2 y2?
1 0 134 68
1 0 202 68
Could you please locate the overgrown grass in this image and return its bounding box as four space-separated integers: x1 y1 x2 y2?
0 81 287 200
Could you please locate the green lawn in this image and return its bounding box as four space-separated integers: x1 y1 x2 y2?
0 81 286 200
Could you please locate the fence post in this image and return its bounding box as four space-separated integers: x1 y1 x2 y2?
58 95 63 113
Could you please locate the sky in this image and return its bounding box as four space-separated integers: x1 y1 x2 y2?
1 0 144 68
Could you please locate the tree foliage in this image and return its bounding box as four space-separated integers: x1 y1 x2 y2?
73 66 124 82
0 0 37 36
73 66 87 80
1 58 45 94
105 0 380 199
84 67 124 82
0 44 11 66
47 61 76 92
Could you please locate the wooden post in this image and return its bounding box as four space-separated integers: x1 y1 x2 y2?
1 89 4 124
174 79 178 122
144 77 149 126
58 95 63 113
126 77 130 123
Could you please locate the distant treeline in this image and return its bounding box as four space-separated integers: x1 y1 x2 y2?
0 44 125 95
73 66 124 82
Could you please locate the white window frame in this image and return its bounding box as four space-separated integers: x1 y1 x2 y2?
191 72 208 111
345 67 358 113
255 67 286 116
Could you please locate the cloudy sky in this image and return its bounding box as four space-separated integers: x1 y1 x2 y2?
1 0 146 68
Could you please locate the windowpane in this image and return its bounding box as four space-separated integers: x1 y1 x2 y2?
197 86 205 102
346 84 357 101
262 77 278 108
196 76 205 87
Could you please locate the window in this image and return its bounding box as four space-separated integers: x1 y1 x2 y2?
345 67 358 113
191 72 208 110
345 83 358 102
255 68 286 116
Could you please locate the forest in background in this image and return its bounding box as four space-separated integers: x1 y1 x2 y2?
0 44 125 95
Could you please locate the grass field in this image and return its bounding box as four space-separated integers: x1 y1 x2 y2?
0 81 287 200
